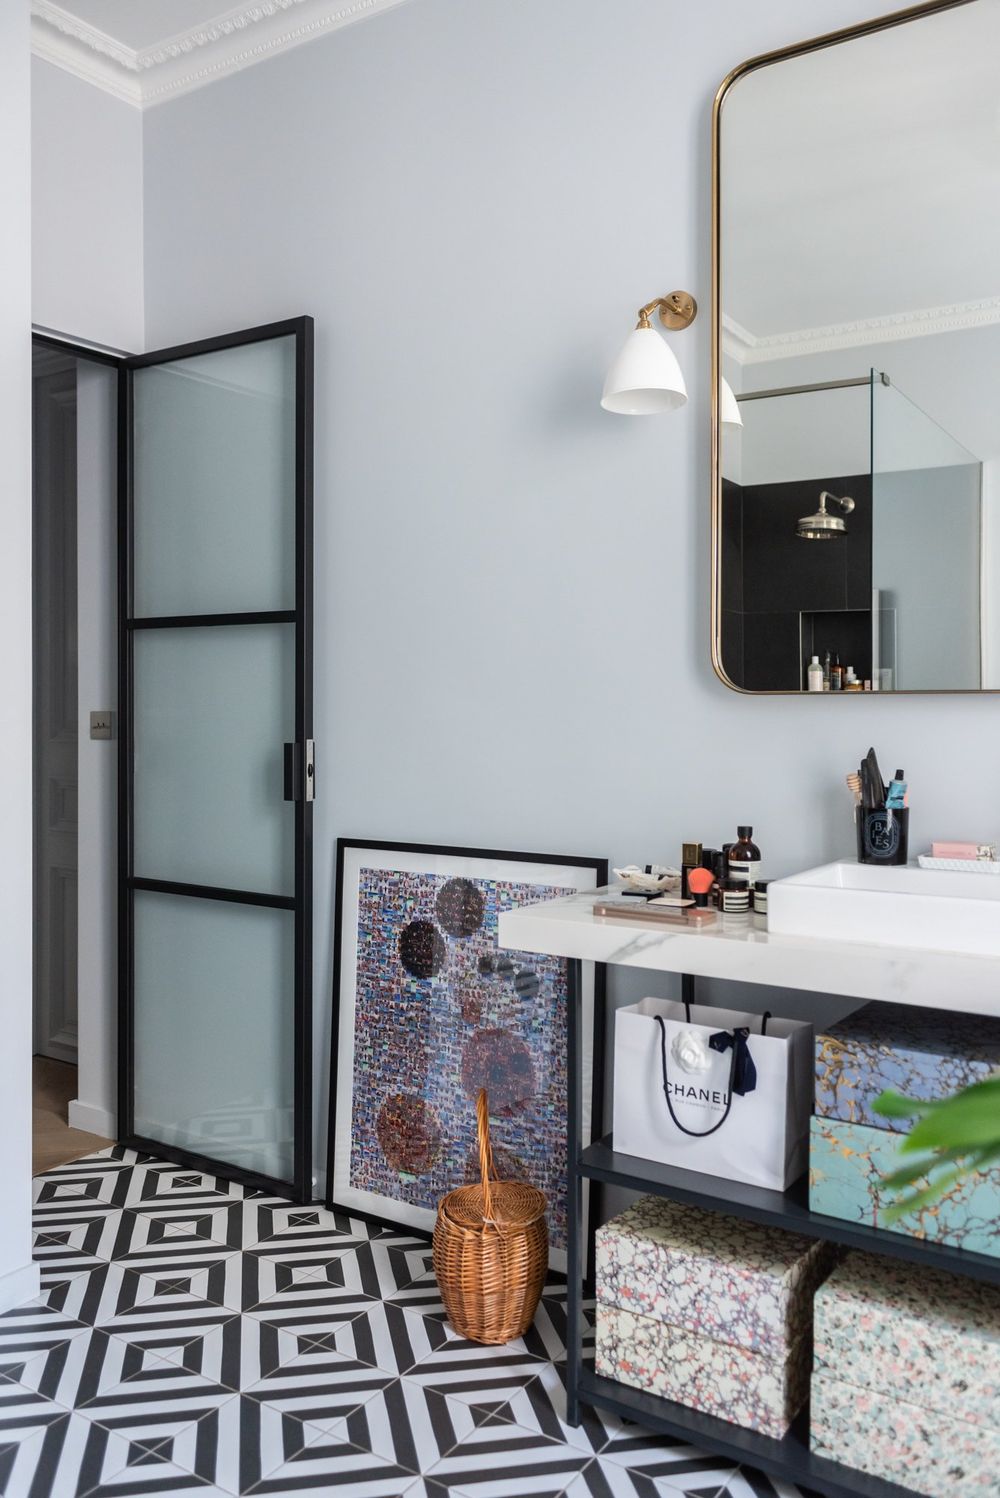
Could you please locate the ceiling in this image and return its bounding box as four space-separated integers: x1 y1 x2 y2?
30 0 410 107
721 1 1000 362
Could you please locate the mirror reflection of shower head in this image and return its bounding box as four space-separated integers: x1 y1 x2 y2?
796 490 855 540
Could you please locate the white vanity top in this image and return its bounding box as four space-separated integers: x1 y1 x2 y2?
497 888 1000 1017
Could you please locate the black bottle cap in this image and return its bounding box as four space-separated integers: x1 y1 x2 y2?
737 825 753 838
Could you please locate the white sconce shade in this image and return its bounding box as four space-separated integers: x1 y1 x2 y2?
601 326 688 415
720 376 743 428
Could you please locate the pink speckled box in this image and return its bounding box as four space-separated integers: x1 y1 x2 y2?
813 1251 1000 1428
595 1303 810 1438
594 1196 837 1436
595 1195 837 1356
812 1253 1000 1496
811 1372 1000 1498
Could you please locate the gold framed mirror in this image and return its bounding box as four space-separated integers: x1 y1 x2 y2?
711 0 997 694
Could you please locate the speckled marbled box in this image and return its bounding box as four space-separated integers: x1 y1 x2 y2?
813 1251 1000 1429
815 1001 1000 1128
595 1302 811 1438
595 1195 837 1358
811 1370 1000 1498
810 1115 1000 1261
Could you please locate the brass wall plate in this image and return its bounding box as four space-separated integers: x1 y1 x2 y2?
659 291 697 330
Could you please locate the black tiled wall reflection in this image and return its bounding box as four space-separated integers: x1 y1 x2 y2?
719 473 873 691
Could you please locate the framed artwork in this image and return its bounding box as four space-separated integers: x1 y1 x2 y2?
327 840 607 1270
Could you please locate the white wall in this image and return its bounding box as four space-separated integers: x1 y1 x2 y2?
145 0 1000 1187
0 3 40 1312
32 57 143 352
71 364 119 1138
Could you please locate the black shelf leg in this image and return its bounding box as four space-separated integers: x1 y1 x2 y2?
566 955 583 1427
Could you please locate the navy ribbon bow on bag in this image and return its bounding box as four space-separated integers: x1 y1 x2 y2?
709 1027 758 1096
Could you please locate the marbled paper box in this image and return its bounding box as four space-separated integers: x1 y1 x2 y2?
810 1115 1000 1261
815 1001 1000 1128
813 1251 1000 1429
811 1370 1000 1498
595 1301 810 1438
595 1195 838 1357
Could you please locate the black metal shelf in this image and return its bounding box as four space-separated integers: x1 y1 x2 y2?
581 1134 1000 1287
561 963 998 1498
580 1371 920 1498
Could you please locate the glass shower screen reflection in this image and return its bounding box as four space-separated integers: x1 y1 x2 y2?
122 320 313 1197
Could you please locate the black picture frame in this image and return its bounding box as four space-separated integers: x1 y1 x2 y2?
326 838 607 1268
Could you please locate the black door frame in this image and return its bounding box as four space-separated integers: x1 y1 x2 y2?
36 319 315 1203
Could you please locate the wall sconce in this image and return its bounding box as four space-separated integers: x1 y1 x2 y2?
601 292 696 414
720 377 743 428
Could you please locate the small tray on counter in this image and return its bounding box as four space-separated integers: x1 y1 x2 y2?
916 854 1000 874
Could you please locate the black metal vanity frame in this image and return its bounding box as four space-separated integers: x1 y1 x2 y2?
564 963 1000 1498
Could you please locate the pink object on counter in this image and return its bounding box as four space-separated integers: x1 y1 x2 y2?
931 842 981 860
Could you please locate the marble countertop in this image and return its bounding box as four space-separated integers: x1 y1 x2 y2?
497 888 1000 1016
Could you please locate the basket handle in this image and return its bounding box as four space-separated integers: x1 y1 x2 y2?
475 1088 497 1225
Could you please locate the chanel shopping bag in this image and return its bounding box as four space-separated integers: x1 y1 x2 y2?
613 996 813 1190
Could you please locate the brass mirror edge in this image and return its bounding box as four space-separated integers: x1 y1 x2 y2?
710 0 981 696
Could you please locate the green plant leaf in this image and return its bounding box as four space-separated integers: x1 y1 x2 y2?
900 1078 1000 1154
882 1167 968 1221
871 1089 932 1120
879 1147 968 1190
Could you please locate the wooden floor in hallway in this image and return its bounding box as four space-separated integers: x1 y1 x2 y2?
32 1055 112 1175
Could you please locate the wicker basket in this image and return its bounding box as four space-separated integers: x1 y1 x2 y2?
432 1089 548 1344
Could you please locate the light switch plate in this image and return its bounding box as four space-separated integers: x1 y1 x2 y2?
89 710 113 740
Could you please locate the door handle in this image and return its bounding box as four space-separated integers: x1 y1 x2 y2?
283 740 315 802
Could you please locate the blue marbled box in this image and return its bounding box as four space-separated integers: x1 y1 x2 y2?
809 1116 1000 1261
815 1002 1000 1128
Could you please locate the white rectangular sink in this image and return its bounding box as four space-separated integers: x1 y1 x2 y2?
768 859 1000 957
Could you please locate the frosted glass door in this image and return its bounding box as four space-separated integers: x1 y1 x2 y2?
121 319 313 1198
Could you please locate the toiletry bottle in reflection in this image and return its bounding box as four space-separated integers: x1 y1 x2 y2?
831 655 843 691
728 827 762 887
807 655 823 692
823 650 831 690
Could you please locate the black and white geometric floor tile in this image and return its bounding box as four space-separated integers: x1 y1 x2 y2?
0 1150 815 1498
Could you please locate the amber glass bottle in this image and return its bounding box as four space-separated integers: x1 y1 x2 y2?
728 826 762 886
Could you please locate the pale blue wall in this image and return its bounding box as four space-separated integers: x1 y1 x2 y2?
140 0 1000 1182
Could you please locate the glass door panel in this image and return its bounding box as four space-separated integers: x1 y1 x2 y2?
133 891 296 1182
132 624 295 895
121 319 313 1199
133 336 297 618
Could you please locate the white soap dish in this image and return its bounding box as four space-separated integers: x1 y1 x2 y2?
917 854 1000 874
613 864 681 893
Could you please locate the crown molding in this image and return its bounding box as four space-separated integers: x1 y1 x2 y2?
30 0 410 109
723 296 1000 365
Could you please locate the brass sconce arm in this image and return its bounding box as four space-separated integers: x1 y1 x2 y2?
636 291 698 331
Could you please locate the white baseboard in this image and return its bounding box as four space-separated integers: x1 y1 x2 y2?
68 1098 117 1138
0 1260 40 1315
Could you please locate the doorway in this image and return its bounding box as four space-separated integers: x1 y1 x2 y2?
30 319 315 1196
31 337 119 1172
